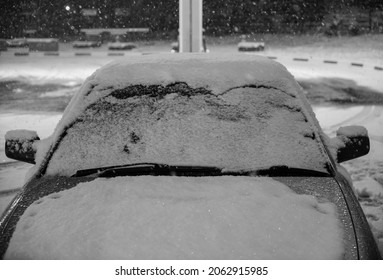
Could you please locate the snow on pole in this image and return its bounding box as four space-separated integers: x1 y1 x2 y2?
179 0 202 52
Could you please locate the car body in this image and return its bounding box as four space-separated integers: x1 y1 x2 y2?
0 54 380 259
72 40 101 48
6 38 28 48
238 41 265 52
107 42 137 50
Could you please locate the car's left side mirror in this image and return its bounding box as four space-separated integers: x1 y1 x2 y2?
331 126 370 163
5 130 40 164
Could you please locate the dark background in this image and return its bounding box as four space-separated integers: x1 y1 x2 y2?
1 0 383 39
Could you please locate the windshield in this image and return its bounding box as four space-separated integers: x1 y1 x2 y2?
45 82 329 176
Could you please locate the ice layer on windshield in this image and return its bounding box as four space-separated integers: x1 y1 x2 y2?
36 54 328 176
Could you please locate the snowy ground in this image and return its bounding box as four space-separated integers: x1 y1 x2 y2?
0 40 382 257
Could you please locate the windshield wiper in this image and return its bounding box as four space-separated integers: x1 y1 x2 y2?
254 165 331 177
72 163 330 178
72 163 225 178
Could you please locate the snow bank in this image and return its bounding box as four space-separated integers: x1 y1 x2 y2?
5 176 344 259
355 177 383 198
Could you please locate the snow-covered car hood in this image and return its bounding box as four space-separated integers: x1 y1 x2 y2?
4 176 344 259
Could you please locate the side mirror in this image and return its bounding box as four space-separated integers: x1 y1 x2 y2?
332 126 370 163
5 130 40 164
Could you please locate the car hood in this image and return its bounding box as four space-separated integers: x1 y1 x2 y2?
4 175 346 259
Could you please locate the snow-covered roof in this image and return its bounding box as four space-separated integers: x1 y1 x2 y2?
32 53 329 177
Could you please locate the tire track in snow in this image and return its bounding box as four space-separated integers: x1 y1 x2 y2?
323 106 383 143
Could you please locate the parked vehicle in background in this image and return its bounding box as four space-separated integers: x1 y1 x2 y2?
0 54 380 260
107 35 137 50
6 38 28 48
72 34 102 48
238 41 265 52
72 40 101 48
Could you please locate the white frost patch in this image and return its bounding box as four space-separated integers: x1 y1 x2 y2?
5 130 38 142
5 176 344 260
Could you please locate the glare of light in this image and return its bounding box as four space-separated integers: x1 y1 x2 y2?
65 5 70 11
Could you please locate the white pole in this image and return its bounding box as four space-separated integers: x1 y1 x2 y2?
179 0 202 52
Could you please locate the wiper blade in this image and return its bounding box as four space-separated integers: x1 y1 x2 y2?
72 163 224 178
72 163 162 177
254 165 331 177
72 163 330 178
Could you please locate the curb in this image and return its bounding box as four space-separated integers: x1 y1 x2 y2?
4 51 383 72
44 52 60 56
14 52 29 56
7 51 133 57
265 55 382 72
108 53 125 56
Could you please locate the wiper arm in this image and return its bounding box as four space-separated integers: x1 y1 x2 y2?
72 163 163 177
72 164 331 178
72 163 224 178
254 165 331 177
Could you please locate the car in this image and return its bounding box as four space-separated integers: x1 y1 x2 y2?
238 41 265 52
107 41 137 50
6 38 28 48
72 40 101 48
0 53 380 259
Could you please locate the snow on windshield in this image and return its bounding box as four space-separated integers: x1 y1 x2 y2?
5 176 344 259
40 54 329 176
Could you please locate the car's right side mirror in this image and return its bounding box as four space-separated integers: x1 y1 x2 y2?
331 126 370 163
5 130 40 164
